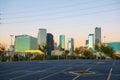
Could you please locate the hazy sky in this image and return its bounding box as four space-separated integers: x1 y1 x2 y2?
0 0 120 49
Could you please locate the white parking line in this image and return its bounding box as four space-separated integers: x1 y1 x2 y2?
0 66 43 77
0 67 25 77
107 68 112 80
38 67 72 80
0 67 22 73
9 67 55 80
8 66 41 74
71 68 91 80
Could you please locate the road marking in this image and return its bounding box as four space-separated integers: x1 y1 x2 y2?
0 66 43 77
38 67 72 80
72 75 81 80
86 68 91 71
107 68 112 80
71 68 91 80
8 66 41 74
0 67 22 73
9 67 55 80
0 67 25 77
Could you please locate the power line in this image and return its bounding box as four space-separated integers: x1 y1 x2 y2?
1 0 102 15
1 2 120 20
2 8 120 24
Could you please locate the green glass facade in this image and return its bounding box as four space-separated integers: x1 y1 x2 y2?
15 35 37 52
60 35 65 50
107 42 120 51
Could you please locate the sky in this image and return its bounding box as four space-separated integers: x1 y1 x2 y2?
0 0 120 49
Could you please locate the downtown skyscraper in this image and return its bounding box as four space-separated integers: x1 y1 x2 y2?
67 38 74 54
38 29 47 48
59 35 65 50
95 27 101 45
88 34 94 49
47 33 54 55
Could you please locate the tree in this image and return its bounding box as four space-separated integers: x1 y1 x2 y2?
95 44 102 59
101 44 115 59
0 43 6 61
75 48 80 59
83 49 93 59
95 44 116 59
39 44 50 60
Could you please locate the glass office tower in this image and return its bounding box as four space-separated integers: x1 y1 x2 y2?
68 38 74 54
15 35 37 52
59 35 65 50
38 29 47 48
95 27 101 45
88 34 94 49
47 33 54 55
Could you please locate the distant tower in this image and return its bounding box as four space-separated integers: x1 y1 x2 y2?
68 38 74 54
88 34 94 49
38 29 47 48
59 35 65 50
47 33 54 55
95 27 101 45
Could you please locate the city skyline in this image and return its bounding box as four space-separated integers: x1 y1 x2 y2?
0 0 120 49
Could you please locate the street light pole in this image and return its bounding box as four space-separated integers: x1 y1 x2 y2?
10 35 14 61
10 35 13 45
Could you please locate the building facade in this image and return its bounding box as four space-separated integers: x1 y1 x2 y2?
15 35 37 52
95 27 101 45
67 38 74 54
47 33 54 55
107 42 120 54
59 35 65 50
88 34 94 49
38 29 47 48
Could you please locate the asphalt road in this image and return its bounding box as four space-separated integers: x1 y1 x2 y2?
0 59 120 80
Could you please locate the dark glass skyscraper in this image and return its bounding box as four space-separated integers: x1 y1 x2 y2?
59 35 65 50
95 27 101 45
47 33 54 55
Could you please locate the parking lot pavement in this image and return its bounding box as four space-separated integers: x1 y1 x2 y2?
0 60 120 80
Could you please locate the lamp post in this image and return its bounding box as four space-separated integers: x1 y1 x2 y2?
10 35 14 61
10 35 13 45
